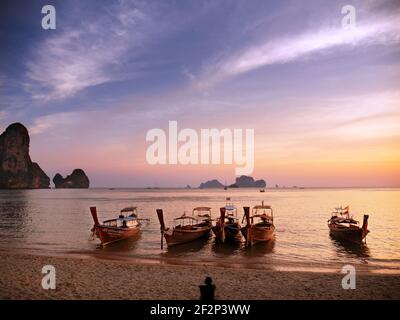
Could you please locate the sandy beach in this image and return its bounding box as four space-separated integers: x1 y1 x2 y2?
0 250 399 300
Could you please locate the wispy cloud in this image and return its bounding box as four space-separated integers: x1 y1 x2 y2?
0 73 6 87
0 110 6 121
337 111 400 127
25 2 157 102
29 111 83 135
197 14 400 88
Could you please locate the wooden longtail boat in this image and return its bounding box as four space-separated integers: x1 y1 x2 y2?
90 206 141 246
241 202 275 245
328 206 369 244
212 200 242 243
156 207 212 248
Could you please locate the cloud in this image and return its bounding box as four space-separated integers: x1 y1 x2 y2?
197 14 400 88
181 67 197 82
0 73 5 87
29 111 83 135
337 111 400 127
0 110 6 120
25 2 154 102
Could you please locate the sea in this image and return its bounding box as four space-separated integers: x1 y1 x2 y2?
0 188 399 273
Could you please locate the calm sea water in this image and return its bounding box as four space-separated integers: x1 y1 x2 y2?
0 188 399 272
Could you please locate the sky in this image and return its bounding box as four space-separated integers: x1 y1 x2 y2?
0 0 399 187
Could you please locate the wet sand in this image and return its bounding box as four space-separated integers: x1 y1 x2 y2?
1 251 399 300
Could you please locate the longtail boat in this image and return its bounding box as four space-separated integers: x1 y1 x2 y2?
212 199 242 243
90 206 141 246
241 202 275 245
156 207 212 248
328 206 369 244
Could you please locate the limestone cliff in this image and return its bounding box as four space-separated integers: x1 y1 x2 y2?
199 179 224 189
0 123 50 189
53 169 89 188
229 175 266 188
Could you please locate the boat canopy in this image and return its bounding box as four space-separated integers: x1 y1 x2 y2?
193 207 211 212
174 215 198 221
331 206 351 219
330 216 358 224
120 207 137 213
192 208 211 220
225 204 236 211
253 213 272 219
253 205 271 209
333 206 349 213
251 203 273 221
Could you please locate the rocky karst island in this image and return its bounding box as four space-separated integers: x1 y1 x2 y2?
199 175 266 189
229 175 266 188
199 179 225 189
0 123 50 189
53 169 90 188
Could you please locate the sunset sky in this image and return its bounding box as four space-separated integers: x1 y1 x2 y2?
1 0 399 187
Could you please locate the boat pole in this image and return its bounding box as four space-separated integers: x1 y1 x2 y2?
89 206 100 243
90 206 100 226
243 206 251 246
362 214 369 243
156 209 166 250
220 207 226 243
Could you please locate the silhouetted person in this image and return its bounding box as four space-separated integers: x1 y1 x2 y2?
199 276 215 301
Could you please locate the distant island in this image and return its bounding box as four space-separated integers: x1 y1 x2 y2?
199 175 266 189
53 169 90 188
229 175 266 188
199 179 224 189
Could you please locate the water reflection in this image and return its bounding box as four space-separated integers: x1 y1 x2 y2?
330 234 370 258
211 240 244 256
163 234 212 257
96 233 142 253
0 190 30 237
243 240 276 257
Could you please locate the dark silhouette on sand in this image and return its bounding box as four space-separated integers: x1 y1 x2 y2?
199 276 216 301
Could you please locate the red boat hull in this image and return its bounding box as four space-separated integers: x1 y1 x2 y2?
212 224 242 243
241 225 275 245
328 214 369 244
164 226 211 246
94 225 140 246
329 226 367 244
